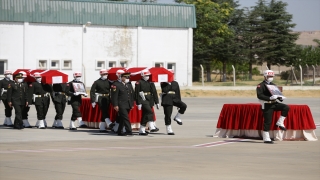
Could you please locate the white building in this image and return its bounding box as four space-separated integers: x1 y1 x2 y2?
0 0 196 86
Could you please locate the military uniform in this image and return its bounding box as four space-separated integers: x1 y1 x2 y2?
90 78 111 126
22 81 32 128
6 76 29 129
256 81 289 132
135 79 159 127
161 81 187 126
0 77 14 126
51 83 70 128
28 81 52 127
67 80 87 128
111 79 134 135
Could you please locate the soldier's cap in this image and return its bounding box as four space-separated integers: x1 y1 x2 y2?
121 72 131 78
14 73 23 79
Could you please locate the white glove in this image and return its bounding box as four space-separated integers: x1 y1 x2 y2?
92 102 96 108
74 92 80 96
168 82 171 85
270 95 278 100
137 104 142 110
156 104 160 109
84 93 88 97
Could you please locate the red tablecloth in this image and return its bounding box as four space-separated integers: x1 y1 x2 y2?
79 98 156 124
216 104 316 130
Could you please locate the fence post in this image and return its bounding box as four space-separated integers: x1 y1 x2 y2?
200 64 204 86
299 65 302 86
232 65 235 86
312 65 315 85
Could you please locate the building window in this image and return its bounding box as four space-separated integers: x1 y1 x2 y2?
62 60 72 70
108 61 116 68
96 60 105 70
155 62 163 67
167 63 176 71
0 59 7 75
50 60 60 69
38 60 47 69
120 61 127 68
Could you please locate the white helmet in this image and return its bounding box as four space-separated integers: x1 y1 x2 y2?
4 70 12 75
73 72 82 78
33 72 42 78
263 70 274 77
116 69 125 79
141 69 151 77
19 71 27 78
99 69 108 75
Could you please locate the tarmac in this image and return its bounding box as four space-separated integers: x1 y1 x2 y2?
0 97 319 180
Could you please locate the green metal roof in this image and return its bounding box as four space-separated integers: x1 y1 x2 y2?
0 0 196 28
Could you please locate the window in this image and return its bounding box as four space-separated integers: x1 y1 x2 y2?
108 61 116 68
62 60 72 70
95 60 105 70
155 62 163 67
0 59 7 75
167 63 176 71
120 61 127 68
50 60 60 69
38 60 47 69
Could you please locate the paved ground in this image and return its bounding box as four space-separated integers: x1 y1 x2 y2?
0 97 319 180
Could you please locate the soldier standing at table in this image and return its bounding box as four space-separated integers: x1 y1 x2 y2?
0 70 14 126
51 83 70 129
19 71 32 128
135 69 159 136
256 70 289 144
28 72 51 129
67 72 88 130
111 70 134 136
160 77 187 135
7 73 29 129
90 69 112 132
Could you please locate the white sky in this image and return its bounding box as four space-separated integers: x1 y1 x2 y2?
154 0 320 31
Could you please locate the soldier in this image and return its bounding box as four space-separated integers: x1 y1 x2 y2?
0 70 14 126
28 72 51 129
7 73 29 129
160 74 187 135
67 72 88 130
20 71 32 128
51 82 70 129
135 69 159 136
256 70 289 144
111 70 134 136
90 69 112 132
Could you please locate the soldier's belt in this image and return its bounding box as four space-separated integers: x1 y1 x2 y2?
143 92 151 95
97 93 109 96
55 92 65 95
167 91 175 94
34 93 49 97
264 100 276 104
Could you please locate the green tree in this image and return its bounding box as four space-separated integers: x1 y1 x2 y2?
259 0 299 69
185 0 233 81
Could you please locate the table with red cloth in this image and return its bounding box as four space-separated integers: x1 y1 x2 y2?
214 104 318 141
79 98 156 129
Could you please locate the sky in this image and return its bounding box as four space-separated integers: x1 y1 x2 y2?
154 0 320 31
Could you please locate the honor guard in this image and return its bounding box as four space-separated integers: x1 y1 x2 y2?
90 69 112 132
0 70 14 126
160 72 187 135
111 70 134 136
135 69 160 136
28 73 52 129
51 82 70 129
67 72 88 130
20 71 32 128
256 70 289 144
7 73 29 129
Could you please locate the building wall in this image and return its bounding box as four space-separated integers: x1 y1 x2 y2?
0 22 193 87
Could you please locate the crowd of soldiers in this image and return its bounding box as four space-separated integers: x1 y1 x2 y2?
0 69 187 136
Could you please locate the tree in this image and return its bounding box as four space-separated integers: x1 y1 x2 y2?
258 0 299 69
185 0 233 81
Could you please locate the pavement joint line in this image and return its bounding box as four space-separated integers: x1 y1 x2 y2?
0 140 249 154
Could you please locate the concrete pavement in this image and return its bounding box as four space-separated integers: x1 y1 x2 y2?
0 97 319 180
